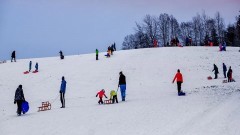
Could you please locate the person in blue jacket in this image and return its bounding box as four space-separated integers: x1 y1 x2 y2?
60 76 67 108
29 61 32 72
223 63 227 78
35 62 38 72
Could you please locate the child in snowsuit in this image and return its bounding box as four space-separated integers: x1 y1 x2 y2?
227 66 233 82
110 90 118 104
35 62 38 72
212 64 219 79
96 89 108 104
14 85 25 116
172 69 183 94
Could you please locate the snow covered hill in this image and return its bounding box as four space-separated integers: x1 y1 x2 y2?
0 47 240 135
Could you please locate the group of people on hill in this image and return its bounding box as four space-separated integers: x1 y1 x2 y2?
96 71 126 104
105 43 116 58
14 71 126 115
29 61 39 72
212 63 233 82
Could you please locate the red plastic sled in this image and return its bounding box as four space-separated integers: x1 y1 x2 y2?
207 76 212 80
32 71 38 73
23 71 29 74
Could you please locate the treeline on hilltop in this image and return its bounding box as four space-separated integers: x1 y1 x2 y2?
122 11 240 49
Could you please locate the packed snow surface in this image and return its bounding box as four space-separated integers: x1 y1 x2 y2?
0 47 240 135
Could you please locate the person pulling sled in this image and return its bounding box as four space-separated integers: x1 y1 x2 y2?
172 69 185 96
96 89 108 104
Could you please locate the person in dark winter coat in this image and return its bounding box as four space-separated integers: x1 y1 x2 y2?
11 51 16 62
118 71 126 101
223 63 227 78
172 69 183 94
227 66 233 82
96 89 108 104
96 49 99 60
212 64 219 79
59 51 64 60
14 85 25 116
29 61 32 72
60 76 67 108
35 62 38 72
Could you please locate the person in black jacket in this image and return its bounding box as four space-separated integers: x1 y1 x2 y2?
118 71 126 101
212 64 219 79
59 51 64 60
223 63 227 78
11 51 16 62
14 85 25 116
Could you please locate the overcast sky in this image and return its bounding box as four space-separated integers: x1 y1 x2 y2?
0 0 239 60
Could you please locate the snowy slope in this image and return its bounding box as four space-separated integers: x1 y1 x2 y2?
0 47 240 135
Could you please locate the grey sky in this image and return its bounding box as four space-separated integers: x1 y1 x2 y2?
0 0 239 60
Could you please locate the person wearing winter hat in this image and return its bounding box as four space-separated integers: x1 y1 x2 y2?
118 71 126 101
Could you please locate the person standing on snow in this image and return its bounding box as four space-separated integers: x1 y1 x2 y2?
223 63 227 78
96 49 99 60
29 61 32 72
60 76 67 108
14 85 25 116
96 89 108 104
11 51 16 62
35 62 38 72
118 71 126 101
212 64 219 79
172 69 183 94
227 66 233 82
110 90 118 104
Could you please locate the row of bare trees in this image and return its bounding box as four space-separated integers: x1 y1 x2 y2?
122 11 239 50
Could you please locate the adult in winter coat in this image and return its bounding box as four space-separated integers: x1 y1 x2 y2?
96 49 99 60
172 69 183 94
96 89 107 104
35 62 38 72
227 66 233 82
29 61 32 72
110 90 118 104
60 76 67 108
212 64 219 79
118 71 126 101
223 63 227 78
14 85 25 116
11 51 16 62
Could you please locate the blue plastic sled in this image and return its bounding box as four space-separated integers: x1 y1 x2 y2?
178 92 186 96
22 101 29 114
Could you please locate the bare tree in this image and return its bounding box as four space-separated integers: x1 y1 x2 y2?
157 13 170 46
215 12 225 42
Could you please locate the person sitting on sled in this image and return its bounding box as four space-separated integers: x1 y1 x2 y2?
110 90 118 104
96 89 108 104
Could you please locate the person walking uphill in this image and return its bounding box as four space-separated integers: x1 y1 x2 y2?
212 64 219 79
14 85 25 116
223 63 227 78
60 76 67 108
96 89 108 104
11 51 16 62
172 69 183 94
118 71 126 101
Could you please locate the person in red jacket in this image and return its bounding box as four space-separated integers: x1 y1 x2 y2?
172 69 183 94
96 89 108 104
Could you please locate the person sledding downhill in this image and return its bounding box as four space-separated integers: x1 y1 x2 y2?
96 89 108 104
110 90 118 104
172 69 185 96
